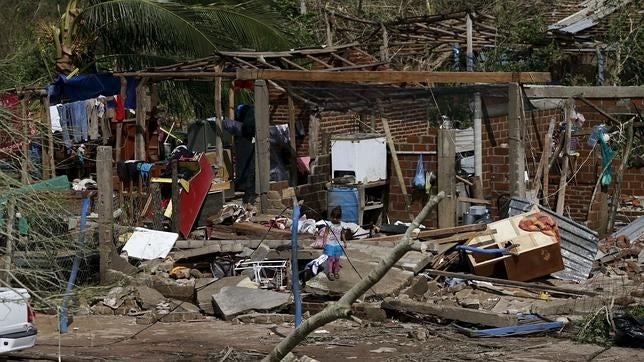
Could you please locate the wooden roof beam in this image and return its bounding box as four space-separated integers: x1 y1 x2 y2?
305 54 333 68
237 69 551 84
330 53 356 66
279 57 308 70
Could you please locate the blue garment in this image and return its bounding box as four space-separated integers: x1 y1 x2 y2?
70 101 88 142
57 104 72 149
323 243 344 257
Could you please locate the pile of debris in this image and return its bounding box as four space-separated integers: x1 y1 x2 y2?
86 199 643 347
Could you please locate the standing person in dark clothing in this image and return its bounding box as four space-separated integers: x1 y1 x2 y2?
222 104 256 210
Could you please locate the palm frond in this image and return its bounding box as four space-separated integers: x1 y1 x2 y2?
74 0 291 70
76 0 220 60
193 0 291 51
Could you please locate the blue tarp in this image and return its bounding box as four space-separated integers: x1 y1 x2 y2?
47 73 137 109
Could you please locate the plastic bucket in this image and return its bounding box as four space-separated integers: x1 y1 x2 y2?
327 187 359 224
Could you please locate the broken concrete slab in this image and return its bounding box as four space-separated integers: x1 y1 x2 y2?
352 302 388 322
135 285 166 310
173 242 245 261
345 245 432 273
196 276 247 315
382 297 518 327
147 275 196 302
404 276 429 300
109 249 139 275
212 286 291 320
304 257 413 297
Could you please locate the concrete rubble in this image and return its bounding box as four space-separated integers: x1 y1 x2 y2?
79 201 643 350
212 286 291 320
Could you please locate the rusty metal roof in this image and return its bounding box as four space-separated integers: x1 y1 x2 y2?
508 198 599 283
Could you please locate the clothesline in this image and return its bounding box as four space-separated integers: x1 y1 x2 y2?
49 94 125 149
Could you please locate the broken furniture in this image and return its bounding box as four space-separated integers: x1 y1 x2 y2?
147 153 214 238
465 209 564 281
233 260 287 289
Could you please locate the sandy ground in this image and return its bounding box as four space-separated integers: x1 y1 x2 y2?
7 315 643 361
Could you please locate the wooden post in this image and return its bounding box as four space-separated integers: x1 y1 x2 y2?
540 119 556 206
308 113 320 159
227 86 235 119
42 95 56 178
214 67 224 165
135 78 148 160
607 120 634 232
151 183 163 230
508 83 525 198
171 159 180 232
473 92 482 188
20 97 31 183
556 99 574 215
466 13 474 71
287 95 298 186
2 198 15 282
116 77 127 162
382 118 415 222
254 79 270 214
97 146 113 283
438 129 457 227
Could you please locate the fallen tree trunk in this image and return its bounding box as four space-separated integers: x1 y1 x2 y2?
263 192 445 362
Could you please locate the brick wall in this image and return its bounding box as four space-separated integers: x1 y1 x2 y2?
481 96 644 225
268 83 643 227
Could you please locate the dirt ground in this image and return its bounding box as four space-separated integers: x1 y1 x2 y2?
10 315 643 361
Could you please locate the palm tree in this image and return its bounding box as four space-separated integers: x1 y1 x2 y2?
48 0 291 74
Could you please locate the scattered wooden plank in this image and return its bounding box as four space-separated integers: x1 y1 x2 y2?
382 298 519 327
232 222 292 239
422 270 598 296
457 196 490 205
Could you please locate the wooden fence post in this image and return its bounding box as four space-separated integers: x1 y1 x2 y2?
97 146 114 283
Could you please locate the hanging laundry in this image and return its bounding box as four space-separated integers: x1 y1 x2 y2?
96 96 111 142
56 104 72 149
69 101 88 142
114 94 125 121
49 105 62 132
85 98 99 140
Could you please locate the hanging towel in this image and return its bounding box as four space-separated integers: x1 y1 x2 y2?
49 105 62 132
86 99 99 140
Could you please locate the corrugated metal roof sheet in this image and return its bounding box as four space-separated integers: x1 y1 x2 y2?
611 216 644 242
508 198 599 282
548 0 630 34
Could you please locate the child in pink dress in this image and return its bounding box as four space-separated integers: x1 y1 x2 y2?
323 206 348 281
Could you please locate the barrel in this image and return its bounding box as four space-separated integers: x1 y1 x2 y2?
327 187 359 224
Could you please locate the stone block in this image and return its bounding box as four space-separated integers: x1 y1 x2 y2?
136 286 166 310
212 286 291 320
148 275 196 302
196 276 246 315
